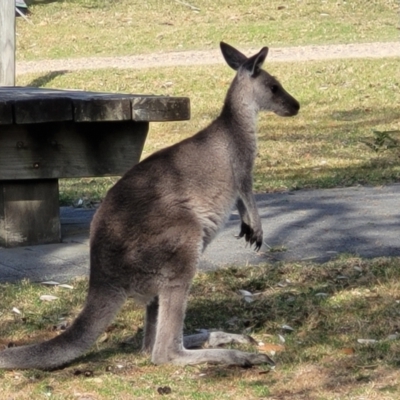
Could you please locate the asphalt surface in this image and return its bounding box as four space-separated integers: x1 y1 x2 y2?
0 184 399 283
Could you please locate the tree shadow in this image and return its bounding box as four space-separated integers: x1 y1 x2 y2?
258 106 400 143
29 0 110 8
183 261 400 396
227 179 400 265
26 70 69 87
28 0 61 5
330 108 387 122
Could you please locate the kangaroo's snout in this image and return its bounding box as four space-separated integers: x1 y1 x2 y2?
285 98 300 116
274 95 300 117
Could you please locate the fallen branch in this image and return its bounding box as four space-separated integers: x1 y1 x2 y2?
174 0 200 12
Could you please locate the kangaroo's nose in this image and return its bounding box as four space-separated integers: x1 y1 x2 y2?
289 99 300 116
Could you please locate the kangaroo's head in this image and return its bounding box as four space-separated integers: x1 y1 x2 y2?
220 42 300 117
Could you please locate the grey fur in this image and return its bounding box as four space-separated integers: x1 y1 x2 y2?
0 42 299 370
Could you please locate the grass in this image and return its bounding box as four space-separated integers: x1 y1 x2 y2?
4 1 400 398
17 57 400 205
1 256 400 399
18 0 399 61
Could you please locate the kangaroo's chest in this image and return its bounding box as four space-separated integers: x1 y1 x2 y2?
192 198 236 251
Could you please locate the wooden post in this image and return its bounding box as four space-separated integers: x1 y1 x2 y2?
0 0 16 86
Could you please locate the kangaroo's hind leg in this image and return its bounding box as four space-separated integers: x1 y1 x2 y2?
151 254 273 367
152 279 273 367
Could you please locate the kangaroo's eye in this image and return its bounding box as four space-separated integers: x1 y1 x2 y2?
270 84 279 94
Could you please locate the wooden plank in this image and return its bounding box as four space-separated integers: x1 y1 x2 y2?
0 121 149 180
0 179 60 247
73 97 132 122
0 88 190 123
132 96 190 121
0 0 15 86
14 97 73 124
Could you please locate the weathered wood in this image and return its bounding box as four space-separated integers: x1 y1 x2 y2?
0 87 190 123
0 180 60 247
73 97 132 122
0 0 15 86
0 121 149 180
14 97 73 124
132 96 191 121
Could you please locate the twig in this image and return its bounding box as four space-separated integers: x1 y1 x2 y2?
174 0 200 12
16 8 33 25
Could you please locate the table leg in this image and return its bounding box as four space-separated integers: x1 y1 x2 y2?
0 179 60 247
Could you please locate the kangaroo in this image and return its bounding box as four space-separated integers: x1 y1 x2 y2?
0 42 299 370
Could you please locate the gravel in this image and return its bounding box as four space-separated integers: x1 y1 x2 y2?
16 41 400 76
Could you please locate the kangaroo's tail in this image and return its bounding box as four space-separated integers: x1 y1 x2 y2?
0 285 126 370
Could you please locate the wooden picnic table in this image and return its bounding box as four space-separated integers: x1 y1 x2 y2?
0 86 190 247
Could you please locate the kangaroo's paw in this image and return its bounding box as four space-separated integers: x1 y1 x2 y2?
238 222 263 251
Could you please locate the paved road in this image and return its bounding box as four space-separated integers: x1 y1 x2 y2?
0 184 399 283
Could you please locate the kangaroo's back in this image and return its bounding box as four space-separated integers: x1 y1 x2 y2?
0 42 299 370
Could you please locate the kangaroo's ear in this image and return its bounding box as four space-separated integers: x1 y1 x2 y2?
242 47 269 77
220 42 248 71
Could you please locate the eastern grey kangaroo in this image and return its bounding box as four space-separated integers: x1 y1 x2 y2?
0 42 299 370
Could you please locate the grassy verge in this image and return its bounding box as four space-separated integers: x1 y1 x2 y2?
1 256 400 399
17 57 400 205
18 0 399 61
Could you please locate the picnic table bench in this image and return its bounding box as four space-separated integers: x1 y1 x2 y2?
0 86 190 247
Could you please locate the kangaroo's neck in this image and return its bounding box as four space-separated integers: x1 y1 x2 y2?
219 76 258 135
214 76 259 172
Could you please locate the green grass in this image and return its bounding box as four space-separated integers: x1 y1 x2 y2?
1 256 400 399
17 57 400 205
18 0 399 61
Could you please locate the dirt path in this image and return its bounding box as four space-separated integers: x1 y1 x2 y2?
16 41 400 76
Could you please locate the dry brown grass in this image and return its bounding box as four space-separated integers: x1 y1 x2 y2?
1 257 400 399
